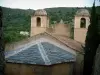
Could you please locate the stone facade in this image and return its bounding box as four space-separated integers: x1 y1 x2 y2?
31 9 49 36
74 9 90 43
5 63 74 75
31 9 90 44
47 23 70 37
31 9 70 38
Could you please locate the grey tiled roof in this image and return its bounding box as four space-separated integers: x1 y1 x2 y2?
5 42 76 65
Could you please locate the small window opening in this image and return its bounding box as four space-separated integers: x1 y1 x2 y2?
37 17 41 27
80 18 86 28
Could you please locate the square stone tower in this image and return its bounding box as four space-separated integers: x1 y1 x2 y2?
31 9 49 36
74 9 90 43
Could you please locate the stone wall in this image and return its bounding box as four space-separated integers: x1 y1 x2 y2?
74 28 87 43
47 24 70 37
5 63 74 75
74 16 90 43
31 16 48 36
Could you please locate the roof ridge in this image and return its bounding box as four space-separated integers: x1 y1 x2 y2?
44 32 84 54
37 42 51 65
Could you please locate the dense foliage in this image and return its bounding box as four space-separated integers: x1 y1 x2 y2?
83 3 100 75
2 7 34 43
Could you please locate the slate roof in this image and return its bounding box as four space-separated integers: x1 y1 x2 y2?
5 42 76 65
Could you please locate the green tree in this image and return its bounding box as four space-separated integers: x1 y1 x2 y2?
0 6 5 75
83 1 100 75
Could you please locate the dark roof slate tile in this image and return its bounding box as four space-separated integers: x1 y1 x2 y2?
5 42 76 65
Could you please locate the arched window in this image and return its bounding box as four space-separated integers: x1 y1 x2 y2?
37 17 41 27
80 18 86 28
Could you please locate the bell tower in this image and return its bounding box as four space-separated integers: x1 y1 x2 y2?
30 9 49 36
74 9 90 43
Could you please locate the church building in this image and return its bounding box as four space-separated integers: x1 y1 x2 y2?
5 9 90 75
